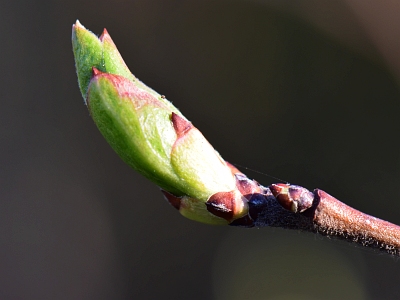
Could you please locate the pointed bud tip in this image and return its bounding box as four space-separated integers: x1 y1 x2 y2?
92 67 102 76
99 28 110 41
74 20 85 29
171 113 193 138
269 183 289 197
72 20 86 35
269 183 293 211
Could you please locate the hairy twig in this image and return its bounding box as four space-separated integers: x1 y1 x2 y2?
229 177 400 256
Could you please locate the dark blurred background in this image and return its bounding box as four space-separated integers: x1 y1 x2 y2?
2 0 400 299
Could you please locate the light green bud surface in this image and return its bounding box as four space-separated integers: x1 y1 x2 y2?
72 21 247 224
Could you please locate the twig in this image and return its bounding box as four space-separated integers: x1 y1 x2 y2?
230 178 400 256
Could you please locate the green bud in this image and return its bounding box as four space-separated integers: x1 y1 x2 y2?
72 21 249 225
72 20 104 100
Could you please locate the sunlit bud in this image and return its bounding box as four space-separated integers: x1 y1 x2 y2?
72 21 249 224
269 183 314 213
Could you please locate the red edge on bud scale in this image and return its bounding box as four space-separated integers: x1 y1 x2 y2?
171 113 193 138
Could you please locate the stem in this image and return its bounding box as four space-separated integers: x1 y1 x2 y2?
312 189 400 255
231 184 400 256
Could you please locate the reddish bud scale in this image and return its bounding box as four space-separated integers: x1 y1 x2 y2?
206 191 241 221
270 183 314 213
163 160 265 225
221 162 268 227
171 113 193 138
92 67 101 76
204 170 255 223
235 174 262 199
225 162 262 200
99 28 112 44
161 190 182 210
205 169 265 225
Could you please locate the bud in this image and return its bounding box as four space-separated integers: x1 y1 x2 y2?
269 183 314 213
72 20 104 100
72 21 249 224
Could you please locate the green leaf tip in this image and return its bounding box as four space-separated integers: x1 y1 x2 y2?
72 22 251 225
72 20 104 101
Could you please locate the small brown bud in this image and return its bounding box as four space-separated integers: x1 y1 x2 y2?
270 183 314 213
235 174 261 200
206 190 247 222
206 191 236 221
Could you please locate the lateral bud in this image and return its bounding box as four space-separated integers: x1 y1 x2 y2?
269 183 314 213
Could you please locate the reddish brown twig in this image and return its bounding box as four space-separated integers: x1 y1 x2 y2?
230 180 400 256
311 189 400 255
